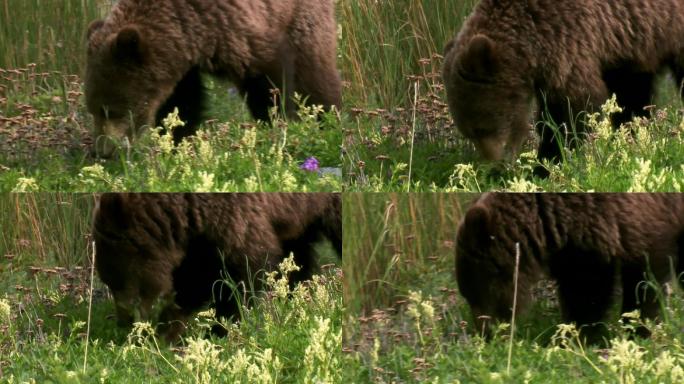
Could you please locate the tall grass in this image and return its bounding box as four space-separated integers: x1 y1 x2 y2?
342 193 684 382
340 0 476 107
0 2 342 193
1 107 343 192
341 1 684 192
342 193 471 315
0 0 110 75
0 194 93 268
0 194 343 382
0 0 475 103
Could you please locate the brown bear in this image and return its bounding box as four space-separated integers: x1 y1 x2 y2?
85 0 342 157
456 193 684 343
92 193 341 342
443 0 684 176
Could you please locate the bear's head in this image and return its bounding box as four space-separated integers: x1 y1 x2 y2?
92 194 183 327
85 21 181 157
455 202 532 338
443 34 533 161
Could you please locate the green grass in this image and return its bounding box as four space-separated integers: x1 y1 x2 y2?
341 0 684 192
342 193 684 383
339 0 476 108
0 194 343 382
0 0 108 75
4 0 681 192
0 68 342 192
0 1 342 192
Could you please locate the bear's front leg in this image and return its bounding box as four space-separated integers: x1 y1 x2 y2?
552 248 617 345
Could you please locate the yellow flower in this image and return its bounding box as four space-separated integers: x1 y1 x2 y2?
0 298 11 324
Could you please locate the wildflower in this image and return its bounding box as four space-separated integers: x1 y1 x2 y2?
629 159 670 192
79 164 105 183
266 254 301 299
12 177 39 192
78 164 123 189
226 348 281 384
654 350 678 379
243 175 260 192
304 316 341 384
196 131 215 164
0 298 10 324
195 171 215 192
300 157 320 172
603 338 649 384
279 170 299 191
420 300 435 323
177 338 227 384
588 94 622 140
370 337 381 369
523 370 533 383
549 323 580 349
242 127 258 149
406 290 439 346
124 321 156 351
161 107 185 130
99 368 110 383
255 348 282 383
507 176 540 192
447 163 480 192
406 291 423 321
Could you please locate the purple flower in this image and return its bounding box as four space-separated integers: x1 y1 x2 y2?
300 157 320 172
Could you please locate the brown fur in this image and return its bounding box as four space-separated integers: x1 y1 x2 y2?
92 193 341 341
85 0 342 157
443 0 684 174
456 193 684 343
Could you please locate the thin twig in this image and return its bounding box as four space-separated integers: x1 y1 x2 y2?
407 81 418 192
507 242 521 374
83 241 96 374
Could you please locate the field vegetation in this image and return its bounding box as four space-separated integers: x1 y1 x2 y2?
340 0 684 192
0 194 342 382
4 0 681 192
343 193 684 382
0 0 341 192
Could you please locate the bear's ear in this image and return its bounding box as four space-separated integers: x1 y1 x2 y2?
97 194 131 229
87 20 105 40
462 205 493 244
459 34 499 80
112 26 147 64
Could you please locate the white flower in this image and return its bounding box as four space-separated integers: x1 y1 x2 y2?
12 177 39 192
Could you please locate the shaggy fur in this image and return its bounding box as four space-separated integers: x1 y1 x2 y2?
85 0 342 157
443 0 684 175
456 193 684 343
92 193 341 341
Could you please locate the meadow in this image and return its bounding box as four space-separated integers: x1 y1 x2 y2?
340 0 684 192
0 194 343 382
0 0 341 192
342 193 684 383
3 0 683 192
